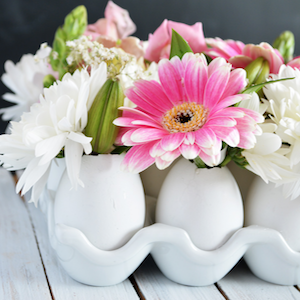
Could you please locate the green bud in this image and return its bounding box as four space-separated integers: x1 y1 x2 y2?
273 31 295 63
50 5 88 79
43 74 57 88
245 57 270 87
254 59 270 84
85 79 124 154
64 5 87 40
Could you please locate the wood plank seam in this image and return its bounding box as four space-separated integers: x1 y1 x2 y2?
214 282 230 300
129 274 146 300
12 171 55 300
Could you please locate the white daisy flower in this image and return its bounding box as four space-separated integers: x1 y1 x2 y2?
240 92 297 185
1 43 55 122
0 63 107 206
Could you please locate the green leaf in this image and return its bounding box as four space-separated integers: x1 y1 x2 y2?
241 77 295 94
169 29 193 60
110 146 131 155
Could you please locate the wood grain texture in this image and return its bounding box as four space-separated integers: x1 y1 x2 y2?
0 168 52 300
24 189 140 300
218 259 300 300
133 255 225 300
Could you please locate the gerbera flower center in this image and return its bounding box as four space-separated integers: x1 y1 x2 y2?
162 102 209 133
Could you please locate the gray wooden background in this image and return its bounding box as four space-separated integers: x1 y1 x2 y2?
1 0 300 133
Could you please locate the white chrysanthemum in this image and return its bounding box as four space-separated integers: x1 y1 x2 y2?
242 123 296 184
0 63 107 206
0 43 55 122
240 92 297 184
264 65 300 166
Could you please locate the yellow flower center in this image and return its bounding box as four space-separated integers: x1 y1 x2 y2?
162 102 209 133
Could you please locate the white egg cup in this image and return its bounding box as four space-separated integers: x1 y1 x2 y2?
40 187 300 287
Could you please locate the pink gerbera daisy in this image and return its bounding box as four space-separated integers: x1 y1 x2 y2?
113 53 264 173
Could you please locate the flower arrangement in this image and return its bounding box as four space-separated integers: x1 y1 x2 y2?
1 0 300 207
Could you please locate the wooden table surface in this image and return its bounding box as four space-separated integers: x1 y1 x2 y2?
1 167 300 300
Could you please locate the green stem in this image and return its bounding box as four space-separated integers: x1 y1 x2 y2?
194 156 207 168
219 155 232 167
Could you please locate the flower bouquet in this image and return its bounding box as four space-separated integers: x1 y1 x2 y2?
1 0 300 287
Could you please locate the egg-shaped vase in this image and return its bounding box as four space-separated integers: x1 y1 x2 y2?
244 176 300 285
155 157 244 251
54 154 146 251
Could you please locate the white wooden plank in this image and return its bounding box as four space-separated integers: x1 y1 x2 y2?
0 168 52 300
218 259 300 300
133 255 225 300
25 191 140 300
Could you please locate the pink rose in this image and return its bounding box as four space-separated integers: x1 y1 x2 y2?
229 42 284 74
287 56 300 69
144 19 207 63
84 1 144 59
205 38 245 60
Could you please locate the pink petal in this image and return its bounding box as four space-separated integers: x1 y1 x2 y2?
200 138 222 156
205 117 236 127
210 94 250 113
104 1 136 39
194 127 217 148
121 143 156 173
145 20 170 62
221 68 247 99
209 126 240 147
160 132 186 151
126 87 164 117
159 58 185 105
207 57 228 77
115 127 130 145
114 117 162 130
119 107 160 123
170 55 185 78
204 64 231 109
235 116 256 132
205 38 244 60
134 80 174 111
208 107 244 119
180 143 200 159
131 119 163 129
155 156 174 170
121 129 141 146
199 151 221 167
229 55 253 69
287 56 300 69
185 132 196 145
131 128 168 143
160 148 181 162
237 107 264 123
238 132 257 149
184 56 208 104
242 43 284 74
119 36 145 59
113 117 138 127
150 141 166 157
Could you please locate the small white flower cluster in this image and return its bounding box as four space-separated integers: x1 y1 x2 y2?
33 43 52 64
66 36 134 78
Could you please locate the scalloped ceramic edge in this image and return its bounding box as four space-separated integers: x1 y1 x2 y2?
42 189 300 287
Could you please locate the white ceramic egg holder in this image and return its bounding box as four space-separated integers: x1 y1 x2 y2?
39 189 300 287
